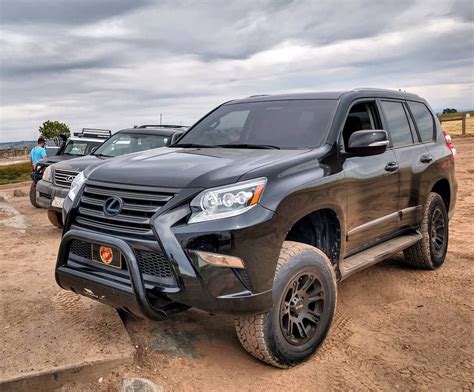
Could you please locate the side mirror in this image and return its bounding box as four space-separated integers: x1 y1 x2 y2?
170 131 184 145
347 130 389 156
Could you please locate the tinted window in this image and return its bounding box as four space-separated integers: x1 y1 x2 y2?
408 101 435 142
63 140 102 156
177 100 338 149
381 101 413 147
94 133 169 157
342 102 378 148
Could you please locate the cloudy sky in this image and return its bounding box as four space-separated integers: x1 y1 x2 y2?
0 0 473 142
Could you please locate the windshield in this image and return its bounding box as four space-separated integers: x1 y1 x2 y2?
93 133 169 157
176 99 337 149
63 140 102 156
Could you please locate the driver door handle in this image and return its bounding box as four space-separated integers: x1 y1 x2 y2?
420 154 433 163
385 161 399 172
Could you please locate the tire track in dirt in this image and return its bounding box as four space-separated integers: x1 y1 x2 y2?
53 291 125 350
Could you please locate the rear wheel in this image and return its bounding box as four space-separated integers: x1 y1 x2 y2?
235 241 337 368
29 183 39 208
403 192 448 269
47 209 63 228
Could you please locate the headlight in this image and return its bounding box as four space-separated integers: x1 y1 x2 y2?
67 171 86 202
42 166 52 182
189 178 267 223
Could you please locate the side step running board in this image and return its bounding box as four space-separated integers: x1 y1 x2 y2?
340 233 422 280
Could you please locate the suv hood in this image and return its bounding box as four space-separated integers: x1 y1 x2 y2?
39 154 83 166
51 154 109 172
86 147 310 189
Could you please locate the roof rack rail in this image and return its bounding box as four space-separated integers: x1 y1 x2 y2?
136 124 187 129
352 87 419 96
247 94 270 98
73 128 112 139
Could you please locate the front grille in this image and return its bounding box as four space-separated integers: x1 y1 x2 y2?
70 239 92 259
54 169 78 188
136 249 174 278
74 183 175 239
69 239 174 279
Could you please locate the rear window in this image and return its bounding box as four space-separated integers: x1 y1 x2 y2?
94 133 169 157
407 101 435 142
381 101 414 147
177 99 338 149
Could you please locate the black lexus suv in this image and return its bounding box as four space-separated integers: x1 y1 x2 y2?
55 89 457 368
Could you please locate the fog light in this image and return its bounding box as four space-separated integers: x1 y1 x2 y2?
192 250 245 269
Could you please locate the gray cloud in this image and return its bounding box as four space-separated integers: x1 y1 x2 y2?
0 0 152 25
0 0 473 142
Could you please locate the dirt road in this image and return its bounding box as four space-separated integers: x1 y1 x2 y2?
1 138 473 391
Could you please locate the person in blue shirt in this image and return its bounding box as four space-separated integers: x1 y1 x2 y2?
30 137 47 170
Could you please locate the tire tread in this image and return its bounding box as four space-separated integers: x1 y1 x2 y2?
403 192 446 269
234 241 335 368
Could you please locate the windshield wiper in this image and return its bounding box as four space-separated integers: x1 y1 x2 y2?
217 143 280 150
172 143 217 148
93 153 113 158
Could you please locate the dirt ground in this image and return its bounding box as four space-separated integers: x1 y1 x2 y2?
1 138 473 391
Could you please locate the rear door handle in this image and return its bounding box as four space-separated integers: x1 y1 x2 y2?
385 161 399 172
420 154 433 163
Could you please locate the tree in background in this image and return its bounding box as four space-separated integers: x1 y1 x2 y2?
442 108 458 114
38 120 70 146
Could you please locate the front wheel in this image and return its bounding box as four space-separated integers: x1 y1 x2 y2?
47 209 63 228
29 183 39 208
403 192 449 269
235 241 337 368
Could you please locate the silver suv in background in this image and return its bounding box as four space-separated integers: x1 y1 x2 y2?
30 129 111 207
36 125 187 227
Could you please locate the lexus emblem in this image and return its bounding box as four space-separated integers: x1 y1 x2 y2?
66 175 75 182
103 196 123 216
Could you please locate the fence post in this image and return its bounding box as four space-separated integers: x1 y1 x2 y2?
461 113 466 136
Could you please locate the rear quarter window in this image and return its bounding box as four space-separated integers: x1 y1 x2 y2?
407 101 435 142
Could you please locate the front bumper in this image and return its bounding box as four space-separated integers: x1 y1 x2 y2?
36 180 70 211
56 199 284 318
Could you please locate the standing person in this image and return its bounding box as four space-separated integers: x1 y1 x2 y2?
30 137 47 170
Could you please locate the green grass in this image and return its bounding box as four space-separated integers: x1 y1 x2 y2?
0 161 32 185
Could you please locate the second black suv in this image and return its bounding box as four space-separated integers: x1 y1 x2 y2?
36 125 186 227
30 129 111 207
55 89 456 368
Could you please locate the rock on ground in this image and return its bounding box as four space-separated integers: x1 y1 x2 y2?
121 378 163 392
13 189 27 197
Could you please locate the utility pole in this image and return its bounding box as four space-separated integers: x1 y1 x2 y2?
160 113 162 125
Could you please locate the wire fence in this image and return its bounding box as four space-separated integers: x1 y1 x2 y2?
0 147 30 159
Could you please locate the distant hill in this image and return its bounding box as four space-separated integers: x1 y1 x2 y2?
0 140 36 150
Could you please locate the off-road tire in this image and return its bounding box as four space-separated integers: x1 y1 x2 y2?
403 192 448 269
235 241 337 368
47 209 63 228
29 183 39 208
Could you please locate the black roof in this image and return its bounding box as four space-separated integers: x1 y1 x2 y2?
228 88 421 105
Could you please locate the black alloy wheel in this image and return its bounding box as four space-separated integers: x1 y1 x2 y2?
403 192 449 269
430 206 447 259
235 241 337 368
279 271 326 346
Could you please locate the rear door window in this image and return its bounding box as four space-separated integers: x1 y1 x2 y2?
381 101 413 147
407 101 435 142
